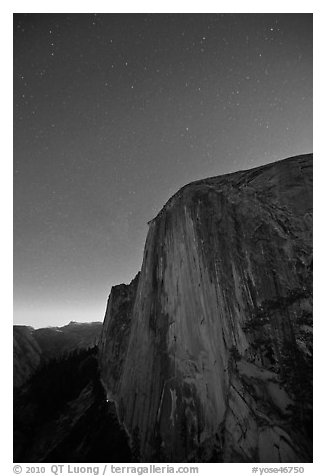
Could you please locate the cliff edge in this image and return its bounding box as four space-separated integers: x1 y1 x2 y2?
99 154 313 462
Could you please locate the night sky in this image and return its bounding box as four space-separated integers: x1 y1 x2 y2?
13 13 312 328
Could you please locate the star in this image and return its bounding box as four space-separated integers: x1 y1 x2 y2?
13 13 312 330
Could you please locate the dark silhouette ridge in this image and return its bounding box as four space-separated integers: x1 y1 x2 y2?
14 321 102 387
14 347 132 462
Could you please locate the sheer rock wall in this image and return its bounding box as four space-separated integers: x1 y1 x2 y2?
99 154 312 462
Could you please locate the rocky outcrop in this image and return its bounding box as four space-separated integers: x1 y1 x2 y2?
99 154 312 462
99 273 140 398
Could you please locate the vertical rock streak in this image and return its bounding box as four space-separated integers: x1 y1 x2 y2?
99 154 312 462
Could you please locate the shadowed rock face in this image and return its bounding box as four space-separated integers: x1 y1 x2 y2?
14 326 42 388
14 348 132 463
14 322 103 387
99 273 140 397
99 154 312 463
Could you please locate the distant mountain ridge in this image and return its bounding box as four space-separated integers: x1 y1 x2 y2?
13 321 102 387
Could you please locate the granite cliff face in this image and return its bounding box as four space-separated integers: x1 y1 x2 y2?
99 154 312 463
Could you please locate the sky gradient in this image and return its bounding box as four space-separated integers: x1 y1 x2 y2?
13 13 312 328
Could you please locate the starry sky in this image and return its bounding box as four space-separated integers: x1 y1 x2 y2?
13 13 312 328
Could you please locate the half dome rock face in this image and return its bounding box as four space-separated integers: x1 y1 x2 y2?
99 154 312 463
